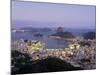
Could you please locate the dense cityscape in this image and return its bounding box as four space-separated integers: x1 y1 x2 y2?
11 27 96 74
11 1 96 74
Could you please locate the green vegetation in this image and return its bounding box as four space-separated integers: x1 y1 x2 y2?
11 50 83 74
51 32 75 38
83 32 96 40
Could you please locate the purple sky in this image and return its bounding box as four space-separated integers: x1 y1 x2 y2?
12 1 96 29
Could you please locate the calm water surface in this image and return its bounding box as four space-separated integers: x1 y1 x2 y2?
11 32 68 49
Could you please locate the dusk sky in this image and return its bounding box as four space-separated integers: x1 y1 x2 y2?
12 1 96 29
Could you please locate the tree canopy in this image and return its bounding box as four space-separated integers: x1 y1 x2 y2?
11 50 83 74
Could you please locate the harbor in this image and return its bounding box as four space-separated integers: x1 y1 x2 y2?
11 38 96 70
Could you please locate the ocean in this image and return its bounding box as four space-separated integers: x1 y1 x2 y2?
11 28 95 49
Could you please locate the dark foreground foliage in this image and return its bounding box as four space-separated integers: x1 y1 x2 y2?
11 50 83 75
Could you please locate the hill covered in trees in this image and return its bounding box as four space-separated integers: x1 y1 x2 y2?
51 32 75 38
11 50 83 74
83 32 96 40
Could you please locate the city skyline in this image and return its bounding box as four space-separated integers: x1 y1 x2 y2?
12 1 96 29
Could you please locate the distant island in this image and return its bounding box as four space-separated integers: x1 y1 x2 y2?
51 32 75 38
34 33 43 37
51 27 75 39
